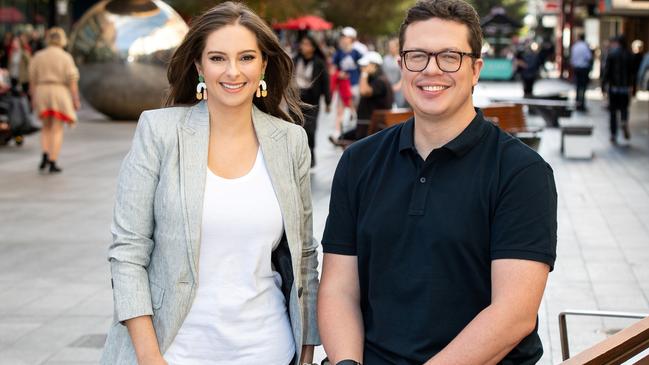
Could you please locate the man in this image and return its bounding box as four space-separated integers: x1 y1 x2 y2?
638 50 649 92
343 26 369 56
318 1 557 364
334 27 365 105
602 35 633 143
338 51 393 141
570 34 592 111
383 38 407 108
332 28 363 139
517 41 541 97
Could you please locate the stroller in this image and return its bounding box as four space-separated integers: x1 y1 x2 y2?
0 91 39 146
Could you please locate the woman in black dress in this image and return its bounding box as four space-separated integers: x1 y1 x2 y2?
294 35 331 167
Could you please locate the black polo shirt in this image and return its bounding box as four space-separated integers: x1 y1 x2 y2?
322 110 557 365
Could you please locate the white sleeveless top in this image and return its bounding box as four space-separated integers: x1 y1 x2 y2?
164 149 295 365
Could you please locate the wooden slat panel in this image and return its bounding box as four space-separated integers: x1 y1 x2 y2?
368 108 413 135
561 316 649 365
481 103 527 133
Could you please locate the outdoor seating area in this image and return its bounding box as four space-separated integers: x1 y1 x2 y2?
366 108 414 135
332 108 413 149
482 103 543 150
491 95 574 128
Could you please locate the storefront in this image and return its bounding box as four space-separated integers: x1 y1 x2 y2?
0 0 100 34
598 0 649 49
554 0 648 78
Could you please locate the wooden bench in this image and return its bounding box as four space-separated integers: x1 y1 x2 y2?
332 109 414 149
559 310 649 364
367 108 414 135
491 96 573 128
481 103 542 150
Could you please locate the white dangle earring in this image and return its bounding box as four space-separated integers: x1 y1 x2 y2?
196 75 207 100
256 74 268 98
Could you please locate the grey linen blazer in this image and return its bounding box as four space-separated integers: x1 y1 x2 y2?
101 101 320 364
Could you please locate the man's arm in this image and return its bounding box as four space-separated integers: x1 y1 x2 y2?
318 253 364 364
601 54 611 91
424 258 550 365
359 71 373 97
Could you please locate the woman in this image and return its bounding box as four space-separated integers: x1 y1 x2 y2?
0 32 13 69
101 2 320 365
8 33 31 97
293 34 330 167
28 27 80 173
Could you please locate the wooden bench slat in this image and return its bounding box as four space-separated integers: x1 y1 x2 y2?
367 109 413 135
561 316 649 365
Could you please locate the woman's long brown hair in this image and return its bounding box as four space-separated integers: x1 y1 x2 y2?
165 1 303 124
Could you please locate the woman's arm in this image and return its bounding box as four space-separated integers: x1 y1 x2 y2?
125 316 168 365
358 69 373 97
69 80 80 110
300 345 314 364
65 54 80 110
318 58 332 110
295 128 321 348
109 112 164 361
27 57 36 104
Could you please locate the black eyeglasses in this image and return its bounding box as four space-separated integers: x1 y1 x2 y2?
400 50 479 73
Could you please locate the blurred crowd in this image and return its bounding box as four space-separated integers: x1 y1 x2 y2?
281 25 649 159
1 22 649 166
1 26 80 174
281 26 411 165
0 28 46 146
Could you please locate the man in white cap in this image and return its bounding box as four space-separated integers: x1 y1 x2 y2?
332 27 364 138
342 26 368 55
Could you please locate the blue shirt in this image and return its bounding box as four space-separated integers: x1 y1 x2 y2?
333 48 363 86
570 40 592 69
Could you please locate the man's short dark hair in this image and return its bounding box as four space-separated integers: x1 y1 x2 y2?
398 0 483 57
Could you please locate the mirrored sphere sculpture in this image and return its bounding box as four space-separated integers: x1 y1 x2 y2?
70 0 188 120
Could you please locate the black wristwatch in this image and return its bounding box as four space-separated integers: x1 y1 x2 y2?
336 360 362 365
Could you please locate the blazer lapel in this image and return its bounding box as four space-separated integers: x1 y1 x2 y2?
177 104 298 283
252 107 299 264
178 101 209 282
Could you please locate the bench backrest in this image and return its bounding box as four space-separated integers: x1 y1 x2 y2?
368 108 414 135
481 103 527 133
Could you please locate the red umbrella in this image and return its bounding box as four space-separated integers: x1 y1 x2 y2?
273 15 333 31
0 7 25 24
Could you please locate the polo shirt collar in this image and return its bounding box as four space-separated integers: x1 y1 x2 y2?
399 108 488 157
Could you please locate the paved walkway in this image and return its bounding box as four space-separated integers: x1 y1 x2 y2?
0 79 648 364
